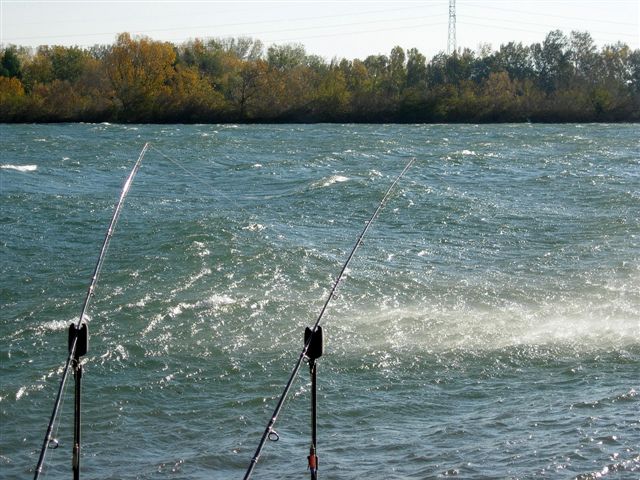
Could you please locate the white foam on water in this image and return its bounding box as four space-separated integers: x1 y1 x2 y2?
341 302 639 355
192 241 211 257
15 386 27 400
130 294 152 308
1 164 37 172
243 223 265 232
202 294 236 308
99 344 128 364
38 319 69 332
315 175 350 188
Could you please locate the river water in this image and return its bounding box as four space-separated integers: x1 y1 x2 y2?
1 123 639 479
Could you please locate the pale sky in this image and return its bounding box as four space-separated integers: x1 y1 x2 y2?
1 0 639 61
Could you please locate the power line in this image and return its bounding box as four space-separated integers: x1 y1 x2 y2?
465 3 638 27
458 18 639 41
2 4 443 43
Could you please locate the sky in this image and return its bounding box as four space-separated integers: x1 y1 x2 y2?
1 0 639 61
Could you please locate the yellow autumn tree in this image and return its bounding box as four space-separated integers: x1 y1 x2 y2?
161 64 229 121
106 33 176 121
0 76 26 120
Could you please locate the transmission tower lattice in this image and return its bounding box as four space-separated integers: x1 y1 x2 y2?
447 0 456 54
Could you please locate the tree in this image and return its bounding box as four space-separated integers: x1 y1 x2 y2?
225 59 268 119
0 47 21 78
569 31 598 84
495 42 533 81
0 76 26 120
106 33 177 121
629 49 640 94
480 71 519 120
267 44 307 71
531 30 572 92
406 48 427 89
207 37 263 61
21 47 54 91
313 67 350 120
387 46 406 97
49 46 88 82
160 64 228 121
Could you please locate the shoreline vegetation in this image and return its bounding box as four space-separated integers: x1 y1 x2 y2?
1 31 639 124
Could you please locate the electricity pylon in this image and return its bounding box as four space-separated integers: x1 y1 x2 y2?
447 0 456 54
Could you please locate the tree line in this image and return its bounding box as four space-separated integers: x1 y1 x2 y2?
1 30 639 123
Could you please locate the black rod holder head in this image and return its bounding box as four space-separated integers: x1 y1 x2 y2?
304 326 323 360
69 322 89 359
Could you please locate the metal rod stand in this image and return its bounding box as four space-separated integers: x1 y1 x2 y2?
69 322 88 480
304 326 323 480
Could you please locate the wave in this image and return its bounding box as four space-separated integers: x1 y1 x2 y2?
1 164 37 172
313 175 350 188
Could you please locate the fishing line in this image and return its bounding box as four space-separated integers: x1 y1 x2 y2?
148 144 267 217
149 145 236 202
242 156 416 480
34 142 150 480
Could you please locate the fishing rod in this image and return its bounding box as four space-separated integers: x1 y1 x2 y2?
34 142 150 480
243 157 416 480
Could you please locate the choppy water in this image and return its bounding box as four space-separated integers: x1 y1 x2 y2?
1 123 639 479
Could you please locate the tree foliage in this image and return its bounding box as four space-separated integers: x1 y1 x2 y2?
1 30 639 123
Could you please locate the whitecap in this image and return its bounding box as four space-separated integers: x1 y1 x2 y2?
16 386 27 400
318 175 349 187
461 150 477 156
243 223 265 232
202 294 235 308
1 164 37 172
38 319 72 332
169 304 186 317
131 294 152 308
192 241 211 257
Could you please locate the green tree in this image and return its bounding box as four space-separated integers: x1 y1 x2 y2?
49 46 88 82
387 46 406 97
21 47 54 91
267 44 307 71
628 49 640 94
531 30 573 92
406 48 427 89
494 42 533 81
313 67 350 120
0 47 22 78
569 31 598 84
